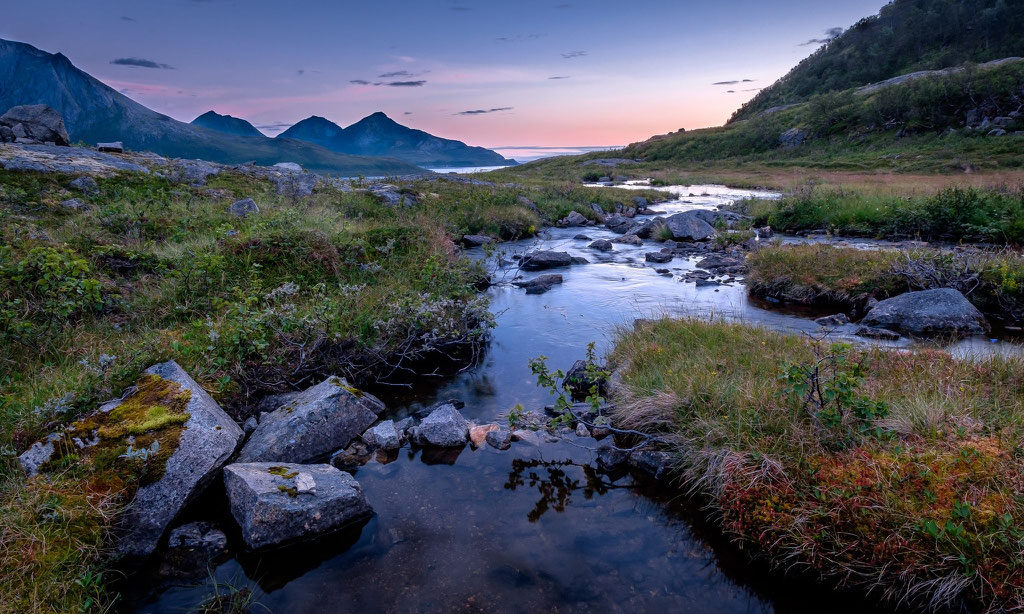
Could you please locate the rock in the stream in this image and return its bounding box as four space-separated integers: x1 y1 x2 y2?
574 233 592 240
604 214 634 234
596 443 628 472
628 450 674 480
645 251 672 263
815 313 850 327
462 234 495 247
486 428 512 450
588 239 613 251
513 273 563 294
469 424 499 447
0 104 70 145
238 376 385 463
167 521 228 553
229 198 259 217
563 359 608 400
665 211 716 241
855 326 901 341
511 429 542 446
363 420 401 450
520 250 573 270
859 288 989 336
415 404 470 447
563 210 588 226
120 361 243 558
612 234 643 246
223 462 372 550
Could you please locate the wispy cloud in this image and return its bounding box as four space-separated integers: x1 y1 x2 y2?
555 3 573 7
450 5 472 10
800 26 843 46
561 50 587 59
256 121 293 132
457 107 513 116
404 111 413 115
110 57 175 69
712 79 753 85
548 75 571 80
350 77 427 87
350 79 371 85
120 16 136 22
387 80 426 87
495 33 544 43
296 69 305 76
379 70 412 78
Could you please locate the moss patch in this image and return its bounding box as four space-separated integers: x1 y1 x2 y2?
267 466 298 479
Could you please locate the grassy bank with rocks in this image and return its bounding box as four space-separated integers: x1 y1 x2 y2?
745 243 1024 322
610 318 1024 613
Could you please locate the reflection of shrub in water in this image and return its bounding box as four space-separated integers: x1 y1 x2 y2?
504 459 617 522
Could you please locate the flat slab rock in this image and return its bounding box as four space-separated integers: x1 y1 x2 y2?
860 288 989 336
237 376 385 463
125 361 243 558
520 250 573 270
224 462 372 550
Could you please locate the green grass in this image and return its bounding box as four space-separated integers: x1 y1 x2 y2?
745 243 1024 322
742 185 1024 243
611 318 1024 612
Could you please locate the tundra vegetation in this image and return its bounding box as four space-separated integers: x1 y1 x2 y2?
611 318 1024 613
0 165 658 612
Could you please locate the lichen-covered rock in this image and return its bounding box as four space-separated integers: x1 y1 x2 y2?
121 361 244 558
415 404 469 447
860 288 989 336
18 433 62 477
223 462 372 550
238 376 385 463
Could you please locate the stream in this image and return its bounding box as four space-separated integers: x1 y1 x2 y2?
121 183 1008 613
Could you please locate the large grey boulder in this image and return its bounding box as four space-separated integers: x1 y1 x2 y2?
520 250 573 270
238 376 385 463
121 361 244 558
604 214 634 234
665 212 715 241
779 127 808 147
223 462 372 550
860 288 989 336
0 105 70 146
414 404 469 447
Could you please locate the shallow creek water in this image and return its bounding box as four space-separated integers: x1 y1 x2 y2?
122 184 1008 613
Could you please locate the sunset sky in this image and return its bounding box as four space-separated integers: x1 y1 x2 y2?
2 0 886 153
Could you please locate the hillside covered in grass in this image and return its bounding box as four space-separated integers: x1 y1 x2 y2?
733 0 1024 121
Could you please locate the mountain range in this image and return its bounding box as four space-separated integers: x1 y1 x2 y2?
276 112 512 168
0 39 509 175
190 111 265 138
